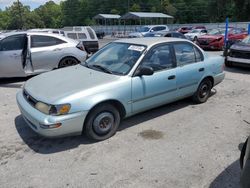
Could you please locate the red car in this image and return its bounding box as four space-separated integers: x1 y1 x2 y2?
178 26 206 34
177 27 193 34
197 28 248 50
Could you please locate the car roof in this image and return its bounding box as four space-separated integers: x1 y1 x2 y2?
0 31 78 43
114 37 188 47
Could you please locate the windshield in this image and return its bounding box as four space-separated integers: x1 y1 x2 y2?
242 36 250 44
190 29 200 33
208 29 224 35
137 26 150 32
83 42 146 75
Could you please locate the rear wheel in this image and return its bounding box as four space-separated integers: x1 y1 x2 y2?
84 104 120 141
58 57 79 68
192 79 212 104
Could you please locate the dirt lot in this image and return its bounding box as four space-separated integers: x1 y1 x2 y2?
0 40 250 188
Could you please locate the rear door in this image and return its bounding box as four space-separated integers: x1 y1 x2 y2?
30 35 67 73
0 34 27 77
174 42 205 98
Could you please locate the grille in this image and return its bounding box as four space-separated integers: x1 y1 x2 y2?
198 39 209 45
230 50 250 59
23 90 38 107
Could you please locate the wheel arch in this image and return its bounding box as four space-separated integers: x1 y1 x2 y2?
85 99 127 120
58 56 80 68
200 76 214 87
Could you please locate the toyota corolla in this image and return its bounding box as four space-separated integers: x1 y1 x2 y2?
16 38 225 141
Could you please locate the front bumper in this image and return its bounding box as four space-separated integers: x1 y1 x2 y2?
16 91 88 137
214 72 225 86
227 56 250 66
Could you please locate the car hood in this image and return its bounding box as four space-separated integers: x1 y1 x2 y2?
198 34 223 40
24 65 120 104
230 42 250 52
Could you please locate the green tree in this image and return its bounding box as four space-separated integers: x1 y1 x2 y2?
130 3 141 12
35 1 62 28
0 10 10 29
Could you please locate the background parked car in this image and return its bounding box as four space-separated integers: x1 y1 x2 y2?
144 31 186 39
63 26 99 54
28 28 65 36
95 30 105 39
240 136 250 188
197 28 248 50
128 25 169 38
185 29 207 41
225 35 250 67
0 32 87 78
177 26 193 34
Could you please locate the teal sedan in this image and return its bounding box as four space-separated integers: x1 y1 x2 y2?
16 38 225 140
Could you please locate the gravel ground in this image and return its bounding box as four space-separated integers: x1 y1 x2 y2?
0 39 250 188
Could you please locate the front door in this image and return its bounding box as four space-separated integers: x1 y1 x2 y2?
0 34 27 78
131 44 177 114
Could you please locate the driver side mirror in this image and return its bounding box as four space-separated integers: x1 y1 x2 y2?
134 65 154 77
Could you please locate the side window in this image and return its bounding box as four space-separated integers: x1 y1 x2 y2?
67 33 77 40
165 33 172 37
173 33 183 38
174 43 196 66
31 35 65 48
152 27 165 32
194 47 203 62
0 35 25 51
140 44 174 72
87 28 95 39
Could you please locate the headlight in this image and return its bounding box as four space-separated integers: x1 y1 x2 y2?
35 102 71 116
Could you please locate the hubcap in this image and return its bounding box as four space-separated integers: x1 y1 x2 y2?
93 112 114 135
199 84 209 98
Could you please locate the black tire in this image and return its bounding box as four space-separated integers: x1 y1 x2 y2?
84 104 120 141
192 79 212 104
225 59 233 67
58 57 79 68
240 139 248 169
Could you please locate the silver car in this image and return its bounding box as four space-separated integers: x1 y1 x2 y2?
0 32 87 78
16 38 225 141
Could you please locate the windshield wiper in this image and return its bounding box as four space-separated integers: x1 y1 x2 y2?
91 64 113 74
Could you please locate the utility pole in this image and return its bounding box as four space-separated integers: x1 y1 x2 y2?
17 0 23 29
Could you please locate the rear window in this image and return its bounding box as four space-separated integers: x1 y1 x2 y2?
31 35 65 48
87 28 95 39
77 33 87 39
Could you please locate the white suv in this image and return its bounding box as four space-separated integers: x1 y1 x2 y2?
129 25 169 38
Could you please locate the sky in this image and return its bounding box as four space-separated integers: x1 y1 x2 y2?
0 0 63 10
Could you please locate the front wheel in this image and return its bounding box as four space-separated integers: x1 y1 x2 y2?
84 104 120 141
192 79 212 104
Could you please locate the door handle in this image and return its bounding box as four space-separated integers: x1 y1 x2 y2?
168 75 176 80
199 68 205 72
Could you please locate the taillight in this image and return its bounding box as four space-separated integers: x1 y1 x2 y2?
76 43 85 51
